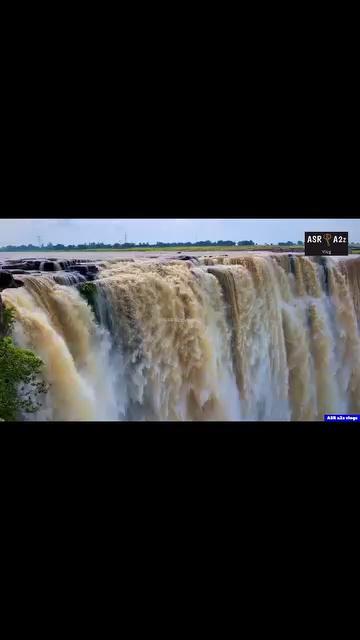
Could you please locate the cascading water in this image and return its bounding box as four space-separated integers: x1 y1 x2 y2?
2 254 360 421
2 276 121 420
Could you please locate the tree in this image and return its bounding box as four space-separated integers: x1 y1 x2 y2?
297 240 304 246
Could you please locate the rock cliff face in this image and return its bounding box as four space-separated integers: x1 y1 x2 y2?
0 271 24 292
0 271 14 290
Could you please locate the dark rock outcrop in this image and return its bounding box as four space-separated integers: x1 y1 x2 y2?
177 255 200 263
1 263 24 270
69 265 89 275
7 269 27 274
0 256 101 287
0 271 14 290
0 271 24 291
42 262 57 271
68 264 99 276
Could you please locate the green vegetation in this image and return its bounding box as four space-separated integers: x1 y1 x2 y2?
1 306 16 335
79 282 97 313
88 244 304 252
0 300 48 421
0 239 307 252
2 240 358 254
1 239 359 253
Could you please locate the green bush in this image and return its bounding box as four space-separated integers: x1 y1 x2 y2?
0 301 48 421
78 282 98 318
0 306 16 337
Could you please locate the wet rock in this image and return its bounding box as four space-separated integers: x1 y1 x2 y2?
177 255 200 263
24 261 42 270
68 264 98 276
6 269 27 274
0 260 42 271
59 260 73 269
0 271 26 291
0 271 14 290
319 256 330 295
289 256 296 276
68 265 89 275
1 263 24 270
42 261 57 271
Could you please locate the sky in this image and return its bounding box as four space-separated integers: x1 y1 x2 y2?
0 218 359 246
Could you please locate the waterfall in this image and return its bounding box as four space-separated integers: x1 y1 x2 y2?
2 276 121 420
2 255 360 421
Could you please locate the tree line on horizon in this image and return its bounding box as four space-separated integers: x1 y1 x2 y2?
0 240 308 251
2 240 359 251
